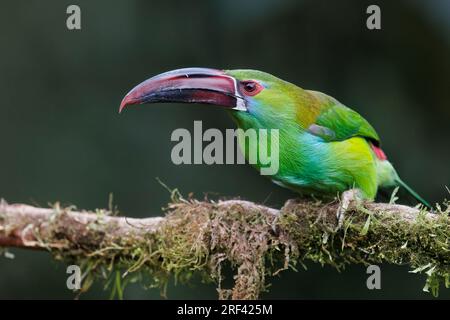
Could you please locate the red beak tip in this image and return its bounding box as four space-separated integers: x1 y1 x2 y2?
119 97 131 113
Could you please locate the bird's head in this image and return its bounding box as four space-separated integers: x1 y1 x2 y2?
119 67 302 128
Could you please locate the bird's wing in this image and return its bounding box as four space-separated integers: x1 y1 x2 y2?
308 102 381 145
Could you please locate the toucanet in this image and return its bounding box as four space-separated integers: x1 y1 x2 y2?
119 67 431 208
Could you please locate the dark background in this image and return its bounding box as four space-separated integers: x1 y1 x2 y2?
0 0 449 299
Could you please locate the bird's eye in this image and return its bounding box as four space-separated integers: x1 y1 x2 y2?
240 80 263 96
243 81 256 92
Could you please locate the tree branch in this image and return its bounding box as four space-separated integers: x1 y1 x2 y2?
0 197 448 299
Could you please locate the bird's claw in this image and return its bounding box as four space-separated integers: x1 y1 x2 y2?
336 189 363 230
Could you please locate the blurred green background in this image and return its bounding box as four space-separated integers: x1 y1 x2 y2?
0 0 449 299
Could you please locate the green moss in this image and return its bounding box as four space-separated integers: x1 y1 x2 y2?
38 195 449 299
279 199 450 297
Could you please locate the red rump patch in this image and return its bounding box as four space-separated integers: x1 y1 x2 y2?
371 144 387 160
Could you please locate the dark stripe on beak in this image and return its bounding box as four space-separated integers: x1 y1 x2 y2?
119 68 246 113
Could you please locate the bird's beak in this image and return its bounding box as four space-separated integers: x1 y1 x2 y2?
119 67 246 113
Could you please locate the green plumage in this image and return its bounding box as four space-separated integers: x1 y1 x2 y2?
225 69 430 208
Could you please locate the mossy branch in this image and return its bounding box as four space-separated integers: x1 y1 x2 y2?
0 196 449 299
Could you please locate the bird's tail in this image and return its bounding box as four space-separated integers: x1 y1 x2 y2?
395 177 432 209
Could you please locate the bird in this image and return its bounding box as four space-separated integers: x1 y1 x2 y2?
119 67 431 209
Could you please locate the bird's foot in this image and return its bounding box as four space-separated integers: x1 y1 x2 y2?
336 189 363 230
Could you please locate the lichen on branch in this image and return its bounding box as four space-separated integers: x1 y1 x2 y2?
0 195 449 299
